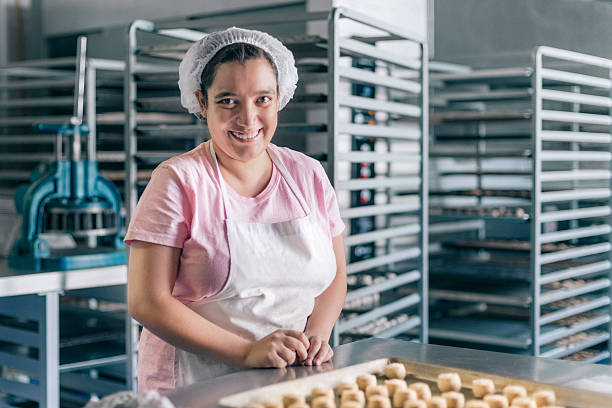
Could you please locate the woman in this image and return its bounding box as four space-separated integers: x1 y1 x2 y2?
125 27 347 393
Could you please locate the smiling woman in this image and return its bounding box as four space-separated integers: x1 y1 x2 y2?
123 27 347 395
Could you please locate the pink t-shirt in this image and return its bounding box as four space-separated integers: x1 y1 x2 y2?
124 140 344 303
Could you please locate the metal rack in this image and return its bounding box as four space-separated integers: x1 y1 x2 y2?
429 46 612 363
124 4 428 347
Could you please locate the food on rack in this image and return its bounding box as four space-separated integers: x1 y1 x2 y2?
338 381 360 395
484 394 508 408
509 397 536 408
503 385 527 404
562 349 598 361
409 382 432 401
437 373 462 392
367 395 391 408
472 378 495 398
282 394 305 408
393 388 418 408
358 374 379 391
311 386 335 400
366 385 389 398
341 389 366 406
426 396 448 408
532 390 555 407
385 379 409 397
384 363 407 379
554 331 599 347
465 400 488 408
441 391 465 408
312 396 336 408
404 401 427 408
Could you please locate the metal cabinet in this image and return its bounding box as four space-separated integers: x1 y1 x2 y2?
429 46 612 363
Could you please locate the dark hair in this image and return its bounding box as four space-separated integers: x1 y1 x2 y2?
199 42 278 107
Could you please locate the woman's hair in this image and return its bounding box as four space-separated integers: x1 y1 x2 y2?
199 43 278 106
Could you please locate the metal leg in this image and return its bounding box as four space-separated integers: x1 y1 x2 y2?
39 292 60 408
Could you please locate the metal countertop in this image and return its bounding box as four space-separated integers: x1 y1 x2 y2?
0 259 128 297
168 338 612 408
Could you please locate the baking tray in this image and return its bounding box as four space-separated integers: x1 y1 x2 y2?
217 358 610 407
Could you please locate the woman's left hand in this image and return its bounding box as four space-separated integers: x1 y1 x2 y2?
302 334 333 366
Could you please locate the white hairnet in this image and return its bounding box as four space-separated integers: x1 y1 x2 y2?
178 27 298 117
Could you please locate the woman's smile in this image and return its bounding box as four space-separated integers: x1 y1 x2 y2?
228 128 263 142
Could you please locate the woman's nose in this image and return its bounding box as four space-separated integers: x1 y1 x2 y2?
236 102 257 127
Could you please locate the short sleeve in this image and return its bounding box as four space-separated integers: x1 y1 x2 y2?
316 162 345 238
124 164 192 248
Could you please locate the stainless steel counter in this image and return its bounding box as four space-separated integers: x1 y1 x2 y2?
169 338 612 408
0 258 127 297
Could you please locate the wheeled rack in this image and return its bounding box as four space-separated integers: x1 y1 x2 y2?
429 46 612 363
124 4 429 347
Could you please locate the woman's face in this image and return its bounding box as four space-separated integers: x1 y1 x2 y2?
197 58 279 164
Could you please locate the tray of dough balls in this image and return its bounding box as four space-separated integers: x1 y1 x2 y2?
218 359 609 408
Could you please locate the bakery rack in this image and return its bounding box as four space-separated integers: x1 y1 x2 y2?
124 4 428 347
428 46 612 363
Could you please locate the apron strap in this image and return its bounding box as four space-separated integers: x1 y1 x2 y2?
208 142 311 219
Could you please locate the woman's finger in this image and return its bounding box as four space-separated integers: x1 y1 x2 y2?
306 337 322 365
276 344 297 365
285 330 310 348
313 343 332 365
283 336 308 362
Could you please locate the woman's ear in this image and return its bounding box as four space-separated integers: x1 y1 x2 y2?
195 90 207 119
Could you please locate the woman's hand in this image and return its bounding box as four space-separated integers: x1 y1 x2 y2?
303 334 333 366
243 330 310 368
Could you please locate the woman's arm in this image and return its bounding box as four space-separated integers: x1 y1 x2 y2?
128 240 309 368
303 234 347 365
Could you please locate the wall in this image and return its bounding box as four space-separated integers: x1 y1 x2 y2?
434 0 612 68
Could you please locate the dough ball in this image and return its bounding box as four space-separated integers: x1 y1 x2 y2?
503 385 527 404
437 373 462 392
465 401 488 408
282 394 305 408
510 397 536 408
368 395 392 408
426 396 447 408
261 401 283 408
338 381 359 396
385 379 409 397
384 363 407 379
366 385 389 398
484 394 508 408
311 386 335 400
393 388 418 408
312 396 336 408
472 379 495 398
532 390 555 407
341 402 363 408
408 382 432 401
341 389 366 406
357 374 378 391
404 401 427 408
287 403 309 408
441 391 465 408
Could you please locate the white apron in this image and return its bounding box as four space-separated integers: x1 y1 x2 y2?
174 142 337 387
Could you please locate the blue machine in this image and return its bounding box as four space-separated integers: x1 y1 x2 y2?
9 37 126 271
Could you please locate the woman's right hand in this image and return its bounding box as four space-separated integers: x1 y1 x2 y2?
243 330 310 368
